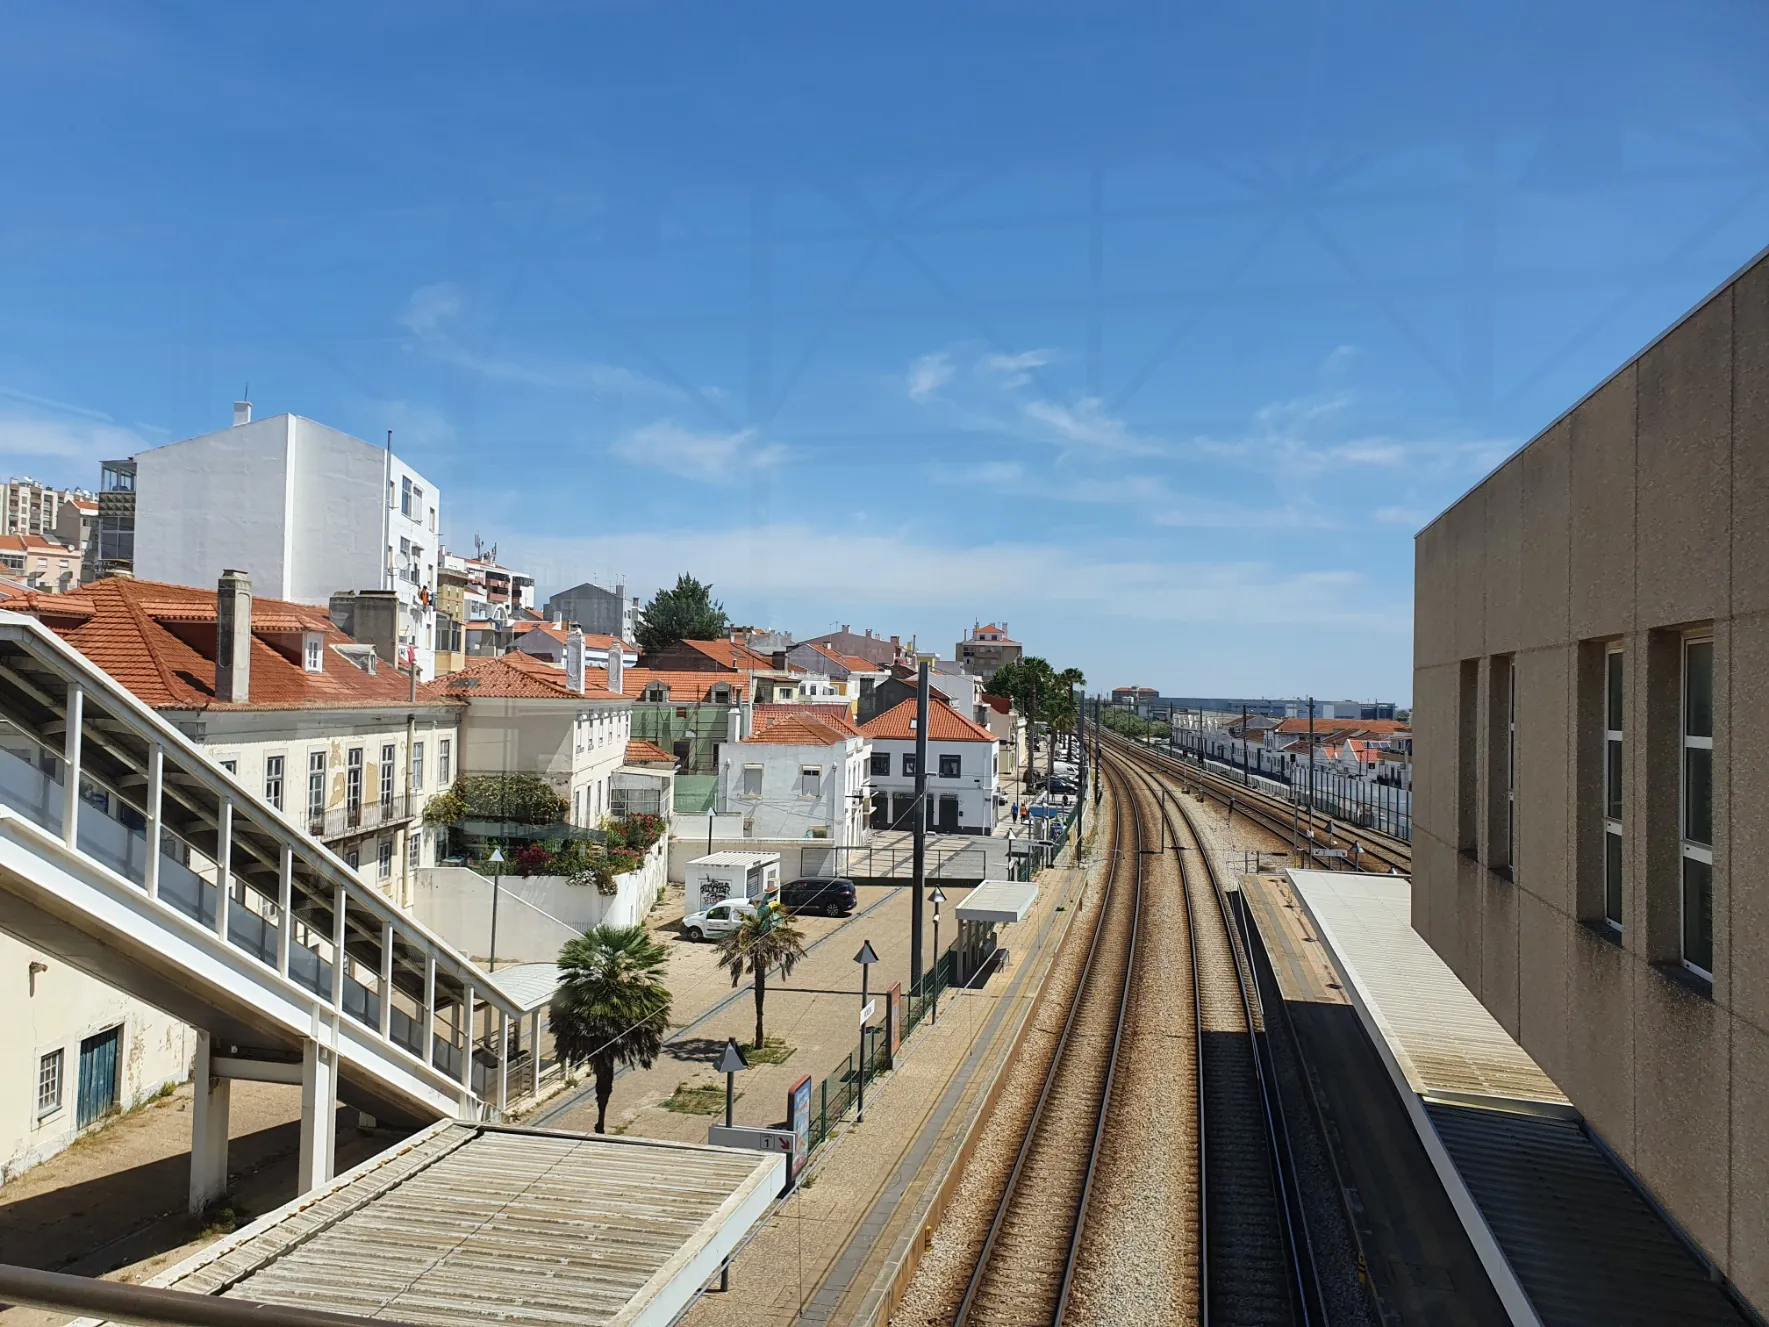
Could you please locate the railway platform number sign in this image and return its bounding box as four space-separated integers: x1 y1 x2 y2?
787 1075 812 1179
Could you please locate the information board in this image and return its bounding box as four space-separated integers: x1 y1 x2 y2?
787 1075 812 1178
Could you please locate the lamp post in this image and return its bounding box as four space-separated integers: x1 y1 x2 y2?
706 806 715 857
855 940 878 1122
929 889 947 1023
486 847 505 972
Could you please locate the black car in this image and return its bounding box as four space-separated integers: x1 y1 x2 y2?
779 876 858 917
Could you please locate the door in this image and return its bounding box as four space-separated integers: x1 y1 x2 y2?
937 795 960 832
76 1025 121 1128
870 792 887 831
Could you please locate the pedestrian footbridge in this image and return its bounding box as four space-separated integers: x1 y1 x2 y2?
0 613 521 1210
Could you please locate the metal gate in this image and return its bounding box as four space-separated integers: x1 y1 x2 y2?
76 1025 121 1128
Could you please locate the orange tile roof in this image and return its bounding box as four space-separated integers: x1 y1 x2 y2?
620 668 755 703
743 714 858 746
1273 717 1409 736
624 738 675 764
675 637 778 671
424 651 623 701
5 576 452 712
753 703 862 737
0 534 72 554
981 693 1012 714
860 697 997 743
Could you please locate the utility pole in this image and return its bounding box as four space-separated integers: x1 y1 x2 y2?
1307 696 1316 815
910 661 930 994
1242 702 1250 786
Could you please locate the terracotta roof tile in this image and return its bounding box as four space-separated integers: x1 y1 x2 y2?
860 697 997 743
624 738 675 764
752 703 862 737
676 638 777 671
620 668 754 703
423 651 623 701
743 714 858 746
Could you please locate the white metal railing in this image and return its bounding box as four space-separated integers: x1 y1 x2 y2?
0 613 519 1113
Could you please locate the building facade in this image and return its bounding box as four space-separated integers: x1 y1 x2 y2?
0 478 83 540
88 458 135 581
955 622 1022 677
132 407 442 678
544 579 637 640
861 699 1000 835
1412 247 1769 1312
721 713 871 845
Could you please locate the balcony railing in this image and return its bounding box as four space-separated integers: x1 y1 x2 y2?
307 793 416 841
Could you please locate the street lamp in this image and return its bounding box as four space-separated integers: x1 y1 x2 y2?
929 889 947 1024
706 806 715 857
486 847 505 972
855 940 879 1122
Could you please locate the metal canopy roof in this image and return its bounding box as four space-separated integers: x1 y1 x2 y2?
74 1122 784 1327
483 962 563 1015
956 879 1039 924
688 851 780 867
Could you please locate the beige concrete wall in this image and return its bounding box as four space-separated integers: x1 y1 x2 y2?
1413 246 1769 1310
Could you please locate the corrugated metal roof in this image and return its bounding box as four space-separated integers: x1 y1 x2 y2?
689 851 780 867
485 962 563 1013
956 879 1039 924
1287 870 1568 1105
81 1122 783 1327
1428 1104 1752 1327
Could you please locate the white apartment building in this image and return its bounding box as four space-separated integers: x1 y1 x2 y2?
722 712 871 845
0 477 83 539
861 698 1001 835
132 404 443 678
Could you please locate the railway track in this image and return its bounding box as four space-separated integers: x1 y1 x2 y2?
952 757 1145 1327
1122 754 1324 1326
1103 728 1411 875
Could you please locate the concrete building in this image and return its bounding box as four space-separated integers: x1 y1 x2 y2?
721 711 871 845
799 625 904 668
861 698 999 835
131 404 442 679
0 535 79 592
53 493 97 573
0 478 82 540
955 622 1022 678
1412 246 1769 1313
88 458 135 580
544 578 638 641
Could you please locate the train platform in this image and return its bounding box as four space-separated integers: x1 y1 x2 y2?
1279 869 1753 1327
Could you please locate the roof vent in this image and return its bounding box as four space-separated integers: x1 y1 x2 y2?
233 400 252 427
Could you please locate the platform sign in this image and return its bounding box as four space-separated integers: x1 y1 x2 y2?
859 999 877 1025
886 982 902 1057
787 1075 813 1178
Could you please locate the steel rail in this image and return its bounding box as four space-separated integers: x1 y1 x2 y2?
952 757 1144 1327
1118 751 1324 1326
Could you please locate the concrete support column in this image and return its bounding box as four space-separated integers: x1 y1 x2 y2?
298 1035 336 1194
423 954 437 1069
215 798 232 940
276 846 293 978
145 742 164 899
378 921 394 1040
189 1031 231 1214
61 682 83 847
496 1010 509 1115
531 1008 542 1099
330 884 347 1012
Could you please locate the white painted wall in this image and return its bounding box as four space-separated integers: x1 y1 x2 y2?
721 734 870 845
453 694 632 828
1 932 195 1184
868 736 998 833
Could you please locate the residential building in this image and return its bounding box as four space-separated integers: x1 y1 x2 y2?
640 636 804 702
88 457 136 580
0 536 80 592
861 698 1000 835
981 693 1029 785
783 642 887 714
955 622 1022 678
1110 685 1162 707
131 403 442 679
53 494 97 572
510 621 636 670
730 626 795 653
721 710 871 845
1411 246 1769 1312
544 578 638 641
625 668 756 811
445 545 535 623
425 639 633 830
857 671 953 726
799 625 905 668
0 478 83 540
434 555 470 675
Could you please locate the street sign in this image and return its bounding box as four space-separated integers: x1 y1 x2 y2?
859 999 877 1025
1312 847 1349 859
787 1075 813 1179
706 1124 798 1195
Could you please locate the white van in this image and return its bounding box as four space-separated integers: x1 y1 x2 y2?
682 898 756 943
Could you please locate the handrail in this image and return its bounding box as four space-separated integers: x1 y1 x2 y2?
0 1261 427 1327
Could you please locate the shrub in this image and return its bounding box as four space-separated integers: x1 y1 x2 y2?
423 774 569 828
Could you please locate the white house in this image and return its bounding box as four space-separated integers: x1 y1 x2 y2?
861 698 1000 835
721 711 871 845
979 693 1029 784
425 635 633 828
133 405 443 678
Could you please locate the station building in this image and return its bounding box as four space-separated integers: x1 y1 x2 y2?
1412 245 1769 1311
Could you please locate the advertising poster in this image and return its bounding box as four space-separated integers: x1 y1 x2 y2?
887 982 902 1057
787 1075 813 1177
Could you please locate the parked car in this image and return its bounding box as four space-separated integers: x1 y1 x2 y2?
681 898 756 943
779 876 857 917
1045 777 1077 795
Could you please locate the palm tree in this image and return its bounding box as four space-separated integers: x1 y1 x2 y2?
551 924 672 1133
716 908 807 1049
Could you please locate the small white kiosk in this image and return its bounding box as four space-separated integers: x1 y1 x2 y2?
685 850 782 917
955 878 1039 985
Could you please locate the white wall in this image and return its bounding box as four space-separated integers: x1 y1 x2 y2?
869 736 998 833
455 695 632 829
721 735 869 844
1 932 195 1184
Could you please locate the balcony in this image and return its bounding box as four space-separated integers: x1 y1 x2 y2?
308 793 416 842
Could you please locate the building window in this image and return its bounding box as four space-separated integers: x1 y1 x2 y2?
218 759 237 775
265 754 284 812
378 840 393 879
870 752 889 776
801 766 821 797
1682 635 1714 977
1487 656 1515 872
407 833 420 870
37 1048 63 1118
346 748 364 814
401 475 413 517
308 751 327 823
346 849 360 871
380 744 396 807
303 635 323 672
939 754 961 779
742 765 763 797
1603 646 1623 930
439 738 451 786
411 742 424 791
902 754 917 778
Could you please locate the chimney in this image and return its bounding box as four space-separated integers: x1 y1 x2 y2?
552 613 563 627
606 637 624 697
841 624 849 634
565 627 586 695
771 649 789 671
216 570 252 703
232 400 252 427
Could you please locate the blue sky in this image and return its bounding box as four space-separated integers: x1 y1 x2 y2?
3 2 1768 703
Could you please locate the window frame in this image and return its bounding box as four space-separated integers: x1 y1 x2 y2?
37 1047 64 1119
438 737 451 786
308 750 327 822
902 754 917 778
939 753 962 779
1603 644 1623 932
1680 633 1715 979
869 751 890 777
411 741 424 792
346 748 364 813
800 765 822 797
264 754 284 812
378 839 394 879
380 744 397 808
741 764 764 797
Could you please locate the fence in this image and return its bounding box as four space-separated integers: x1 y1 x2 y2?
1164 732 1412 841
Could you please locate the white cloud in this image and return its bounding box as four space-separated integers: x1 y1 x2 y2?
608 420 786 482
368 400 456 450
400 282 463 339
1023 397 1161 456
0 418 146 483
976 349 1053 389
905 352 954 403
1374 505 1428 527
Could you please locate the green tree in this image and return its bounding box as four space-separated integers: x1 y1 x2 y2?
988 658 1087 730
635 574 730 654
715 908 807 1049
551 924 673 1133
422 773 569 827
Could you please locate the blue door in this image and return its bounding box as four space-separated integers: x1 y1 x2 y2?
77 1025 121 1128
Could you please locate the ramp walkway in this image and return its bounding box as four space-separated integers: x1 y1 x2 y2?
0 613 520 1209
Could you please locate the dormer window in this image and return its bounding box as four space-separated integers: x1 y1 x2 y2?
711 685 732 704
303 633 324 673
644 683 669 702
